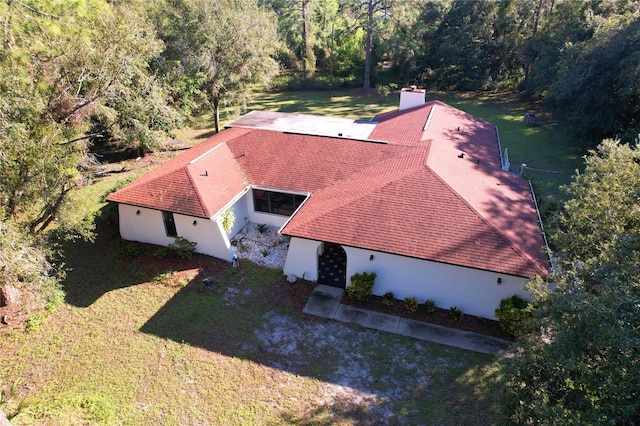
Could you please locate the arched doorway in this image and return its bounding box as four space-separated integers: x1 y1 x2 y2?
317 242 347 288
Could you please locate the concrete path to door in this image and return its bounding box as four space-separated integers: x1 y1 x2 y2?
303 284 513 356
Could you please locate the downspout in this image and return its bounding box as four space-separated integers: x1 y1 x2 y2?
495 125 503 169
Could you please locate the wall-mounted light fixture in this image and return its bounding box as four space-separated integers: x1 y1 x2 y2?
136 210 141 216
497 277 502 285
193 220 198 226
369 255 374 261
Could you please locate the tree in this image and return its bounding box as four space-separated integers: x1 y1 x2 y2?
0 221 64 316
546 17 640 141
343 0 395 89
500 282 640 424
262 0 318 77
551 139 640 287
498 140 640 424
0 1 174 236
155 0 280 133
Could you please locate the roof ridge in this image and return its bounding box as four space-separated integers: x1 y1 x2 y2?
185 165 212 218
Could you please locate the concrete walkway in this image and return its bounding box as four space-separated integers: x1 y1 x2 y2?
303 285 513 356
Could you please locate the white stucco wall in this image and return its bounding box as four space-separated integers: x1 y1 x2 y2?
117 204 233 261
344 246 530 319
283 237 531 320
221 192 250 239
283 237 322 281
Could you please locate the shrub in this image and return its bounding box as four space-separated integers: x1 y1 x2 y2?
382 292 395 306
346 272 377 304
118 243 147 259
376 84 390 96
495 295 534 337
221 207 235 233
404 297 419 313
153 248 168 260
25 314 45 332
257 223 268 234
450 306 464 321
424 299 436 313
168 236 197 259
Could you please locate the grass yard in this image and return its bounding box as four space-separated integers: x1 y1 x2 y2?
1 89 586 424
0 173 501 424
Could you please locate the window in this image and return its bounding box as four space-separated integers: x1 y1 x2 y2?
162 211 177 237
252 189 306 216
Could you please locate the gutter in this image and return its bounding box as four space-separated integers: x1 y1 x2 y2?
527 180 555 275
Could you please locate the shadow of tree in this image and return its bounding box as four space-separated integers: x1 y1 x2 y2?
58 203 228 308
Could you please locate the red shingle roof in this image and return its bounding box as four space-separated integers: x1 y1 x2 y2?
106 128 251 218
107 101 550 278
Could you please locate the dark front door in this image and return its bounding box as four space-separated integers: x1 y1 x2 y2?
317 243 347 288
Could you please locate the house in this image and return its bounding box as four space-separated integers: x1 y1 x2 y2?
106 89 550 319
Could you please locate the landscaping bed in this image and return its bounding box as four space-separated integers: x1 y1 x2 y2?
340 293 512 340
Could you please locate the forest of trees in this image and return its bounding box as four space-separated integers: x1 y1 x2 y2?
1 0 639 423
265 0 640 142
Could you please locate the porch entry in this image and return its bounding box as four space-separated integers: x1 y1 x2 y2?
317 242 347 289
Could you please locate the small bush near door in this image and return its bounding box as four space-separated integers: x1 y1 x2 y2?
346 272 377 304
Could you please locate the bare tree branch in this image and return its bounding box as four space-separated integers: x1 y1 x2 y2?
59 133 103 145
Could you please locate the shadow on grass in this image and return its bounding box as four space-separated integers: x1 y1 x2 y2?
59 204 230 308
59 206 128 307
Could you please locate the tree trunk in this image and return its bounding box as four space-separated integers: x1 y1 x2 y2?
524 0 545 82
301 0 309 78
29 182 70 235
212 89 220 134
363 0 374 89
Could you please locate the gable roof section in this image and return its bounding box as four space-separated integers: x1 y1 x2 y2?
420 102 548 277
106 127 251 218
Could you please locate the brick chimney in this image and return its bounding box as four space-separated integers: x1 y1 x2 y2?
399 86 426 111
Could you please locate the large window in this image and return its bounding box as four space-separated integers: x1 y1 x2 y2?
162 211 177 237
253 189 306 216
